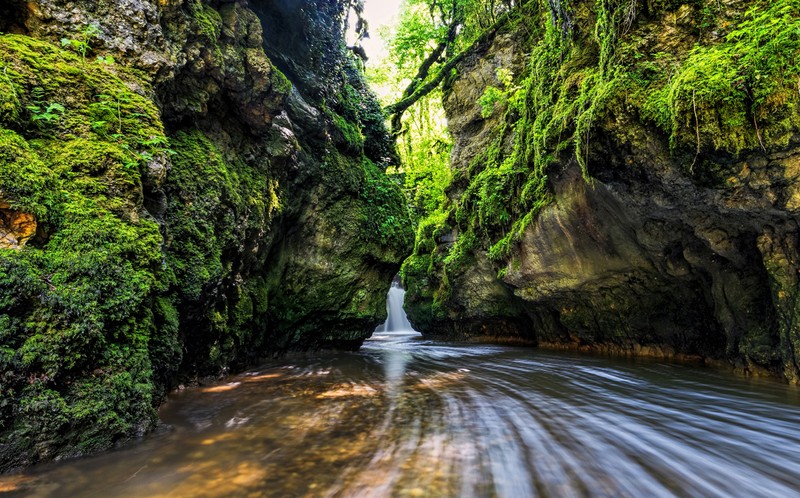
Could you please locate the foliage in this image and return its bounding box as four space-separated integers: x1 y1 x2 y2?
360 158 414 247
370 0 467 310
397 101 452 218
60 24 100 62
383 0 523 133
373 61 452 221
26 101 65 125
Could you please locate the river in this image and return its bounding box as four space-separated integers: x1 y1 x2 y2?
2 285 800 497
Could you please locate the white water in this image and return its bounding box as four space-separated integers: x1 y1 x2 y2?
9 284 800 497
6 333 800 497
374 279 416 333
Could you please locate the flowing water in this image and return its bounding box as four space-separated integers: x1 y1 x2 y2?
373 279 415 334
2 287 800 497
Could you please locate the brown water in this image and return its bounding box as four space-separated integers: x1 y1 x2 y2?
2 331 800 497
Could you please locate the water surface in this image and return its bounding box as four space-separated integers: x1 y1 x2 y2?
2 332 800 497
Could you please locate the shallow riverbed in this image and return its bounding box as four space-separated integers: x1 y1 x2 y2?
2 331 800 497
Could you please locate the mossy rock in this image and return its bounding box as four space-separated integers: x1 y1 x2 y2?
0 34 167 469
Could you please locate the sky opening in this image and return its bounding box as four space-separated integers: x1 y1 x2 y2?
353 0 404 64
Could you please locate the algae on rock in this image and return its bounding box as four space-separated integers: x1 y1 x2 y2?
0 0 411 471
403 0 800 382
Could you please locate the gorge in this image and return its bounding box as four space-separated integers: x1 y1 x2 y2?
1 0 800 494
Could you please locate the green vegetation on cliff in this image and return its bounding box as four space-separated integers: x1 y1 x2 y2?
0 35 168 464
636 0 800 156
0 0 412 471
161 128 284 374
387 0 800 332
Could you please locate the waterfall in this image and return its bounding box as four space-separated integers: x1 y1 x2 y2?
375 278 416 333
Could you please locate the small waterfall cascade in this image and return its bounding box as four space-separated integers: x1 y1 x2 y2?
374 277 416 333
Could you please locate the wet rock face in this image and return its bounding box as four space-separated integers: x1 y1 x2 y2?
0 0 409 470
251 0 346 99
406 1 800 382
498 111 800 378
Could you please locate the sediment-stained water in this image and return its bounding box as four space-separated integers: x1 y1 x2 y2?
2 331 800 497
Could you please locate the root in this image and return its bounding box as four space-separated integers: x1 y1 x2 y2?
753 112 767 153
690 89 700 174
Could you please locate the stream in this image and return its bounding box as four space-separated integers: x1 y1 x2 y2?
2 284 800 497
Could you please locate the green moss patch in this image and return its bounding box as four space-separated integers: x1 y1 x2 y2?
162 128 282 373
0 34 166 467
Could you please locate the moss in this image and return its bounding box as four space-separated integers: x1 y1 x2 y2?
162 128 285 374
360 158 413 247
0 35 163 143
329 109 365 153
400 251 447 329
399 206 456 326
0 34 167 467
637 0 800 156
164 129 282 295
189 0 223 43
760 253 800 381
164 130 236 301
148 296 181 393
0 129 58 218
270 67 292 97
261 147 412 350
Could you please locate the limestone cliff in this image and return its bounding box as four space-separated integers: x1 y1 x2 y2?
404 0 800 382
0 0 412 470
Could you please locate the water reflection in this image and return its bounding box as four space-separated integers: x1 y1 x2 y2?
2 337 800 497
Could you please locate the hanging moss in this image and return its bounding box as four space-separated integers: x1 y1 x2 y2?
636 0 800 155
407 0 800 281
400 0 800 342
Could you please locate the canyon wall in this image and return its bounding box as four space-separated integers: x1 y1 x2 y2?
403 0 800 382
0 0 411 470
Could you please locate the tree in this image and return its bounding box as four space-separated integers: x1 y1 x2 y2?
383 0 521 136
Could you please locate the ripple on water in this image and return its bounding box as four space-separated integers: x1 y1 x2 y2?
3 338 800 497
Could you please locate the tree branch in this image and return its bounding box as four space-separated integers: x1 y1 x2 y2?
385 12 514 136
